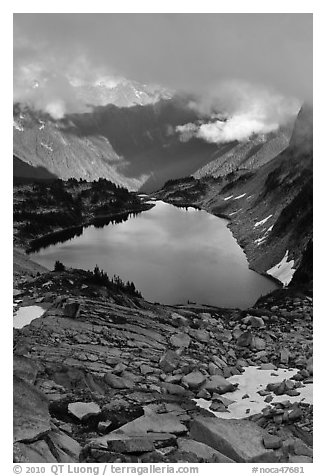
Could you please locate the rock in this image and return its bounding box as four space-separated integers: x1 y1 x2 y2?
68 402 101 421
209 401 228 412
104 372 135 389
159 350 180 373
170 333 191 348
197 388 211 399
177 438 235 463
107 436 155 454
306 356 313 375
263 435 282 449
237 331 253 347
113 363 127 375
162 383 188 396
280 349 290 364
251 337 266 351
212 395 235 407
98 421 114 433
14 376 51 443
192 329 210 343
289 455 313 463
248 316 265 328
208 363 221 375
293 439 313 457
14 441 57 463
190 416 279 463
140 364 156 375
204 375 236 395
63 302 80 318
13 355 40 384
288 407 302 421
182 371 206 390
46 430 81 462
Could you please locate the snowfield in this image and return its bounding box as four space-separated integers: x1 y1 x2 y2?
194 366 312 419
267 250 295 286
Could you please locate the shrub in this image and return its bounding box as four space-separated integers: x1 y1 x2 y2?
54 260 65 272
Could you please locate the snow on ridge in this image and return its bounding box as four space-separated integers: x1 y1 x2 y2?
267 225 273 232
254 214 273 227
267 250 295 286
254 236 266 246
234 193 246 200
223 195 233 201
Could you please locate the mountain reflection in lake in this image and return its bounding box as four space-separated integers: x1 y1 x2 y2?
30 201 278 309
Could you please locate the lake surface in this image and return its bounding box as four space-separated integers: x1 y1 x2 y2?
30 201 278 309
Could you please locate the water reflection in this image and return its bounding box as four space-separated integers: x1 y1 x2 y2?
30 201 278 308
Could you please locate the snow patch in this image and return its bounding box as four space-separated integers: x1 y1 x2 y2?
267 225 273 232
254 214 273 227
223 195 233 201
254 236 266 246
267 250 295 286
13 120 24 132
194 366 312 419
14 306 45 329
234 193 246 200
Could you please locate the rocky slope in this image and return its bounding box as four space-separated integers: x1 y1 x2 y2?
154 106 313 287
193 125 294 180
13 267 312 463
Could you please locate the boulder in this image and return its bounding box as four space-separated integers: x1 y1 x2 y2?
170 333 191 348
14 376 51 443
13 355 40 384
237 331 253 347
251 337 266 351
280 349 290 365
159 350 180 373
14 441 57 463
263 435 283 449
162 383 188 396
177 438 235 463
68 402 101 421
248 316 265 328
190 416 279 463
194 329 210 343
182 371 206 390
306 356 313 375
204 375 236 394
107 436 155 453
46 430 81 462
63 302 80 318
104 372 135 389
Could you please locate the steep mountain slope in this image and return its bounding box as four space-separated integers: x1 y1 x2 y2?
193 125 293 179
14 97 296 192
13 99 218 191
155 106 313 287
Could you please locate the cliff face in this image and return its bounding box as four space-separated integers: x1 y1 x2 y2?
154 107 313 287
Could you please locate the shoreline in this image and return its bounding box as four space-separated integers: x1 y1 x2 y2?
24 202 155 253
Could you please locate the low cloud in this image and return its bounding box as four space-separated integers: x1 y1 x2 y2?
177 82 301 144
14 14 311 119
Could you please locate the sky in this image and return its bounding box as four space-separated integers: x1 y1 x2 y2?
13 13 313 141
